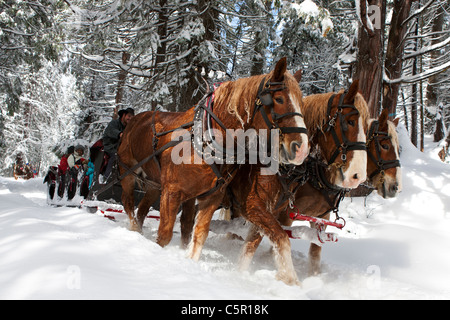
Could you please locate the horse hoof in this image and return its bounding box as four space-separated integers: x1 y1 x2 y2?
129 221 142 233
276 273 301 287
156 236 171 247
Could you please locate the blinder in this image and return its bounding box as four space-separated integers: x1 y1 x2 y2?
259 93 274 108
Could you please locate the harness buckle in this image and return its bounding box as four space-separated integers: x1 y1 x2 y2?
329 118 336 127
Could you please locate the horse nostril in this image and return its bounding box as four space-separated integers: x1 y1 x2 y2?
292 142 301 152
392 183 398 192
353 173 359 180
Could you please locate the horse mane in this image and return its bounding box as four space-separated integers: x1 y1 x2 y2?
213 71 302 129
302 90 370 136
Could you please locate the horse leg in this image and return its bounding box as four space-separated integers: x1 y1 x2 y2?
308 243 322 276
121 174 140 232
238 224 263 271
136 186 160 231
157 188 181 247
180 198 196 249
244 207 299 286
308 213 329 276
187 193 223 261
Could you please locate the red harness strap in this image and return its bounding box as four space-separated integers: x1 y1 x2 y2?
289 207 346 230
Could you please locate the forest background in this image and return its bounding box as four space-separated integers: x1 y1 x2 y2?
0 0 449 175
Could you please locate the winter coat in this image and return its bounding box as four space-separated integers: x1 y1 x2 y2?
67 153 85 169
103 119 125 154
86 161 95 188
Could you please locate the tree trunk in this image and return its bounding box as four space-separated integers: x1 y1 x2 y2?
411 14 420 148
426 4 445 108
434 104 445 142
250 0 272 76
178 0 219 111
114 51 130 119
152 0 169 111
353 0 386 118
382 0 414 119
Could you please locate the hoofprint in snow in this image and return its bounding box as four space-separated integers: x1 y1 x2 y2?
1 125 450 299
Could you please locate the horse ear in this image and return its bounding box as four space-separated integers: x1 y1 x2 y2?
379 108 389 123
343 80 360 104
378 108 389 129
293 69 302 83
272 57 287 82
393 117 400 127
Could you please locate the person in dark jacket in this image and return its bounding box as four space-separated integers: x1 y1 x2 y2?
102 108 134 179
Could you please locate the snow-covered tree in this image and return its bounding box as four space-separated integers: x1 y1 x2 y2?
0 59 81 175
275 0 352 95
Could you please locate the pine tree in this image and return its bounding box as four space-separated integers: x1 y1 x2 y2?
275 0 351 95
0 60 80 175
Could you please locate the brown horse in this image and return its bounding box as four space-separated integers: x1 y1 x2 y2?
184 73 310 285
366 108 401 199
118 58 309 259
227 81 368 284
296 107 402 276
237 98 402 278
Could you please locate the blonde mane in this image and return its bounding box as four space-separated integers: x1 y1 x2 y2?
212 71 303 129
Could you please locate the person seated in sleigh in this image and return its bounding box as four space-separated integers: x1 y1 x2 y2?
101 108 134 181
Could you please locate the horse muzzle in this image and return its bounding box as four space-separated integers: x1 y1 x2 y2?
338 150 367 189
377 170 402 198
280 140 309 165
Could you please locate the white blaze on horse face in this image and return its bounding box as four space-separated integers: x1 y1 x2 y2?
387 120 402 193
288 93 309 165
340 116 367 189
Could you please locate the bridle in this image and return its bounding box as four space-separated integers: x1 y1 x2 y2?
252 77 308 136
193 77 308 163
366 120 401 183
323 92 366 166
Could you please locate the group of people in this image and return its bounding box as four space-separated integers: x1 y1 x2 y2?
13 153 37 180
46 107 135 201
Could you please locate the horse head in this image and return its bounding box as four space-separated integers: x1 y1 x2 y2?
366 109 402 198
209 58 309 167
253 58 309 166
304 80 368 189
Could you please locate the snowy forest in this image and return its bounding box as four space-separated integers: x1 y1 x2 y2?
1 0 450 176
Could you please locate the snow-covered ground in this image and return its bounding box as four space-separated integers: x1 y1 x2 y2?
1 125 450 300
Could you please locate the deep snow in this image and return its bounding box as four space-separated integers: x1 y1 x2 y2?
1 124 450 300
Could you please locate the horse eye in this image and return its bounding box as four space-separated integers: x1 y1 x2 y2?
347 120 355 126
381 144 390 150
275 97 284 104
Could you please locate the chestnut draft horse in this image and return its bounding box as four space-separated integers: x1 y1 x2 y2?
236 94 402 278
283 107 402 276
365 108 401 199
227 81 368 283
118 58 309 264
